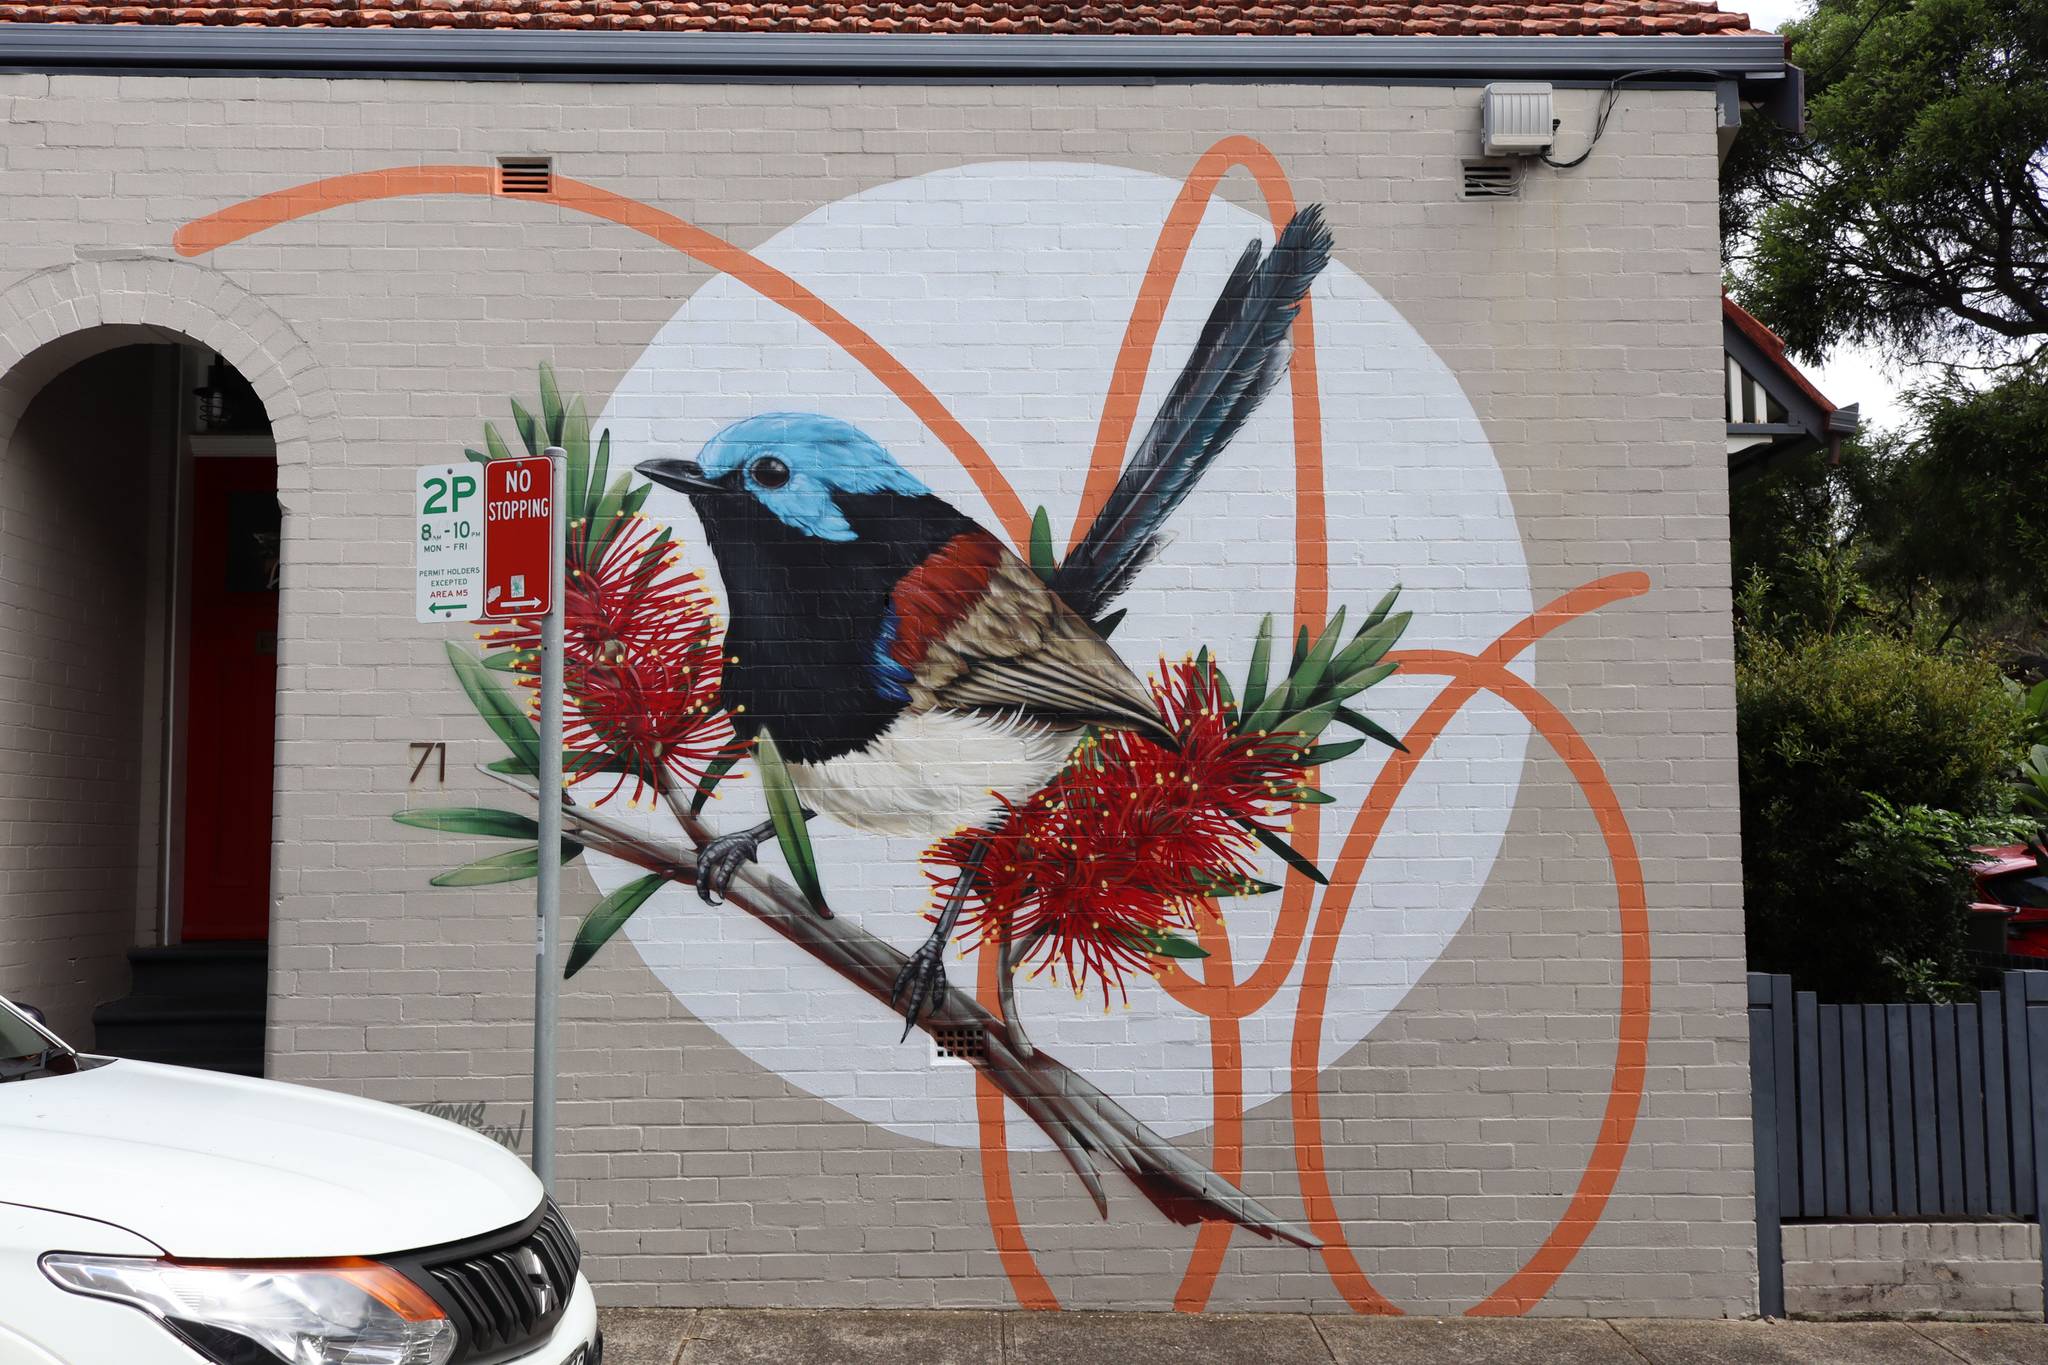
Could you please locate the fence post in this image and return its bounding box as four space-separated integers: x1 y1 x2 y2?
1751 972 1784 1318
2022 972 2048 1323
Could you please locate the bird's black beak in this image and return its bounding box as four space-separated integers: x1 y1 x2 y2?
635 457 722 495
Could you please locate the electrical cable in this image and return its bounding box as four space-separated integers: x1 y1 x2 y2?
1539 66 1738 170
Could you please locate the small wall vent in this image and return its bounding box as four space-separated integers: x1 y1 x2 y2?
1461 160 1523 200
931 1023 986 1066
497 157 554 196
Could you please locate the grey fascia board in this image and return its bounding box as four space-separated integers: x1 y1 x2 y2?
0 25 1793 88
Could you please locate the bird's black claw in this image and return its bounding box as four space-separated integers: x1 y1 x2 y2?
695 831 760 905
891 941 949 1040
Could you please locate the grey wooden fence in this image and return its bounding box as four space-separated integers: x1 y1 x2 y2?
1750 970 2048 1318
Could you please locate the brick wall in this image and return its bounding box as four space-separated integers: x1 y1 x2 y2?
0 73 1750 1316
1785 1224 2044 1320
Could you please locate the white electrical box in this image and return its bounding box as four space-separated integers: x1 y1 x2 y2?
1481 82 1555 156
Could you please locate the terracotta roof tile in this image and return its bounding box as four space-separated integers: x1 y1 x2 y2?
0 0 1756 35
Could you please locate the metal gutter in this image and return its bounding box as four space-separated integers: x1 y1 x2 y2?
0 27 1796 115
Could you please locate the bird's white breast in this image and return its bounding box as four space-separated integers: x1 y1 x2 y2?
785 710 1077 839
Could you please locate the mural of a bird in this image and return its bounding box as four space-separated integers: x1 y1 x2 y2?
638 204 1332 1035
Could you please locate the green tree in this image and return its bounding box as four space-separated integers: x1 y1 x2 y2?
1738 631 2025 999
1724 0 2048 369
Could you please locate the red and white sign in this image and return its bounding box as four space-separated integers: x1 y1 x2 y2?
481 456 555 619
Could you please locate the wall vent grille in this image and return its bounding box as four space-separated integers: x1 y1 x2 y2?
1461 159 1522 200
931 1024 986 1065
497 157 554 196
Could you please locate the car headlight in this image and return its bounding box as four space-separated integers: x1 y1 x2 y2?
40 1252 457 1365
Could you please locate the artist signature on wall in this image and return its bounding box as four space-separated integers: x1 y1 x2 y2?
410 1100 527 1153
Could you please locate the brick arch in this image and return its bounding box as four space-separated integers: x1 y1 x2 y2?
0 257 330 504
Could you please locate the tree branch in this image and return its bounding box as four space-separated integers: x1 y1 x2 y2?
479 764 1319 1249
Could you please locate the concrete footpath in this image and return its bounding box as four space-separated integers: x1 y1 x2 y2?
599 1308 2048 1365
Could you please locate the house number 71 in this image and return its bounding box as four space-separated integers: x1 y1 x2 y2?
409 742 447 784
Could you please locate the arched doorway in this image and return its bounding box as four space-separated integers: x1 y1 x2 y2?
0 332 278 1075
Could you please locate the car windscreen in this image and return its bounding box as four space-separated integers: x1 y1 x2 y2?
0 1007 51 1060
1987 871 2048 909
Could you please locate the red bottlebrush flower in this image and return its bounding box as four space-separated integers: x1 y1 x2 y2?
928 656 1317 1007
485 513 736 807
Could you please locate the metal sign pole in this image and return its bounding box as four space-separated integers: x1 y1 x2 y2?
533 445 567 1191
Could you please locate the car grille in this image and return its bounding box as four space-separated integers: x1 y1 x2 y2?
392 1200 581 1365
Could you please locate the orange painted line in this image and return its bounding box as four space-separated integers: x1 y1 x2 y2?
1172 910 1242 1312
974 940 1062 1309
171 167 1034 550
1289 573 1653 1315
1078 137 1326 1307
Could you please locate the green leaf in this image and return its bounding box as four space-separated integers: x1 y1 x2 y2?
510 399 539 456
1246 822 1329 885
538 362 565 447
429 840 583 887
619 482 652 521
690 749 745 816
1329 662 1399 703
1290 624 1310 677
587 427 612 534
1286 788 1338 804
583 472 636 571
1110 925 1209 960
757 729 827 912
1273 701 1339 743
484 424 512 463
1331 609 1412 680
464 447 490 465
561 395 590 524
1334 705 1409 753
1284 606 1347 712
1302 737 1366 766
482 648 538 673
394 807 539 838
447 642 540 775
565 873 665 978
1355 584 1401 634
1189 869 1281 898
1242 614 1274 714
1028 506 1058 586
1093 608 1127 639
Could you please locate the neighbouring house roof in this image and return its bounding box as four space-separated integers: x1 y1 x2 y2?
0 0 1755 34
1724 294 1859 486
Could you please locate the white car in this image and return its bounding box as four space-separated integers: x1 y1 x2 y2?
0 994 600 1365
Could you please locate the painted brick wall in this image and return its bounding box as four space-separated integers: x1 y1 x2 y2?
1785 1224 2045 1320
0 73 1750 1317
0 345 155 1043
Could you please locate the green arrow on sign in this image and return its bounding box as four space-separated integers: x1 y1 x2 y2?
429 601 469 616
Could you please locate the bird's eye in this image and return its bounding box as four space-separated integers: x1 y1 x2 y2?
749 455 791 490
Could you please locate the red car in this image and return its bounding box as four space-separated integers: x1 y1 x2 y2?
1972 845 2048 958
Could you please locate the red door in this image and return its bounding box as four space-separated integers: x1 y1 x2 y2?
179 457 281 942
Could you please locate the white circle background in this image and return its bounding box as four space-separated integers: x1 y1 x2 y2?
591 162 1534 1149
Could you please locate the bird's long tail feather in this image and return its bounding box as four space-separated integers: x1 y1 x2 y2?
1054 205 1333 619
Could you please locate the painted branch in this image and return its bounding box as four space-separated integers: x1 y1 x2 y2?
482 765 1319 1249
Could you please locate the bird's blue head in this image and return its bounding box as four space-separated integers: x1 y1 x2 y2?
636 413 929 543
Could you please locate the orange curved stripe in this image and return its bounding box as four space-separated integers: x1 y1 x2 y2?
975 940 1062 1309
1290 572 1653 1315
1172 910 1242 1312
173 166 1034 550
1116 140 1324 1009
